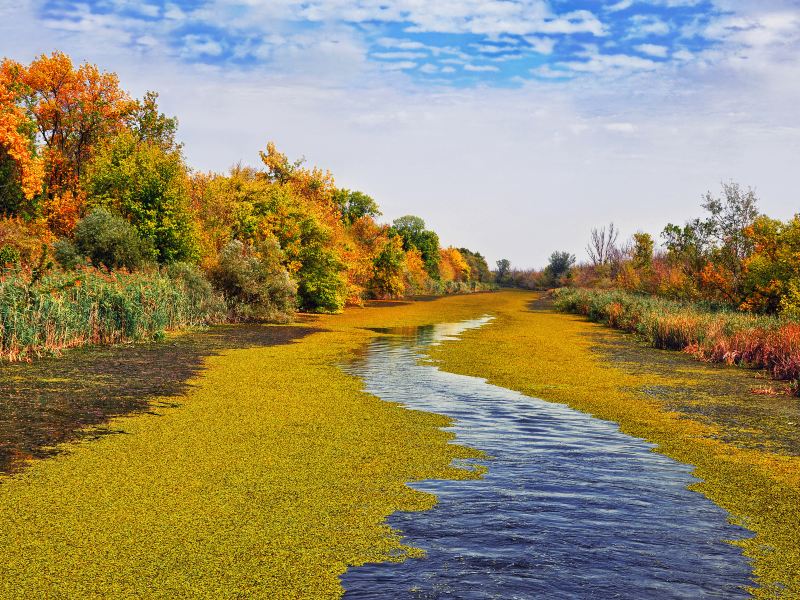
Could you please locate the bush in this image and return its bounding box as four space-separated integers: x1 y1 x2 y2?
165 262 226 324
209 239 296 322
73 208 154 270
53 239 81 270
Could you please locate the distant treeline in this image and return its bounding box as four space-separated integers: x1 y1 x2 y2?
495 182 800 320
0 52 494 358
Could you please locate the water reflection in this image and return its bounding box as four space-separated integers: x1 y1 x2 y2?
342 317 753 599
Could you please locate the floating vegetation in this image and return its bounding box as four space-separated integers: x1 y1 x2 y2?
428 291 800 598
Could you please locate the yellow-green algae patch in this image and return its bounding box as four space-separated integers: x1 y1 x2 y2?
426 290 800 599
0 293 500 599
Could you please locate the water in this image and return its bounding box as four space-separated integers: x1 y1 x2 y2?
341 317 753 599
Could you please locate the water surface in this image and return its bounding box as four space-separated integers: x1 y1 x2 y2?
341 317 753 599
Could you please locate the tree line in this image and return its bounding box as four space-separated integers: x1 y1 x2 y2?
495 182 799 319
0 51 494 327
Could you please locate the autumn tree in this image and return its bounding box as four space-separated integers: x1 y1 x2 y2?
3 52 134 233
0 60 43 215
459 248 492 282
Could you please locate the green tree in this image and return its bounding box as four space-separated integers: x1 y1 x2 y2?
631 232 654 270
545 251 575 285
391 215 441 278
84 131 198 263
495 258 511 284
333 189 381 225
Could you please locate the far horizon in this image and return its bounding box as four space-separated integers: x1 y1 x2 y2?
2 0 797 268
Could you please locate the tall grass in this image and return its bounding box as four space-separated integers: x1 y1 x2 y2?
553 287 800 396
0 268 226 360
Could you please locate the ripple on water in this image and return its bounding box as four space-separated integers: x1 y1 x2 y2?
341 317 753 599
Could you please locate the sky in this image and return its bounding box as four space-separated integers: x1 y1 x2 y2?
1 0 799 268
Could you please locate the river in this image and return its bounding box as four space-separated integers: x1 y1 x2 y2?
341 316 753 599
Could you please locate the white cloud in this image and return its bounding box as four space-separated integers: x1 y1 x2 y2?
635 43 669 57
523 36 557 55
463 63 500 72
560 52 659 74
628 15 671 37
607 0 634 12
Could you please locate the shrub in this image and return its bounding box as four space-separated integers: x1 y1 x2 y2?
53 239 81 270
209 239 296 323
73 208 154 270
165 262 226 324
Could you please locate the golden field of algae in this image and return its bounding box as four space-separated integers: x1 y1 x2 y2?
426 291 800 599
0 293 499 599
1 290 797 598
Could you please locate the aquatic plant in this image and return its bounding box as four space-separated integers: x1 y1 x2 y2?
553 287 800 396
427 290 800 598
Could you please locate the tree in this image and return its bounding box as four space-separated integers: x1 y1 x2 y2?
84 130 198 263
459 248 492 282
333 189 380 225
495 258 511 283
702 181 759 264
587 222 619 267
545 251 575 285
370 235 407 298
6 52 135 233
0 60 43 214
631 232 654 270
129 91 178 150
391 215 441 278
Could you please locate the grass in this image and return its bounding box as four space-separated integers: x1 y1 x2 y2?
0 293 496 598
553 288 800 396
427 290 800 598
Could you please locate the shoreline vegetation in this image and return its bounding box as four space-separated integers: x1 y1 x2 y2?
552 287 800 396
0 52 495 361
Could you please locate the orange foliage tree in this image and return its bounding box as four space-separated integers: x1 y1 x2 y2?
3 52 134 232
0 61 43 208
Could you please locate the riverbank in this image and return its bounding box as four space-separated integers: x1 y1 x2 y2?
427 291 800 598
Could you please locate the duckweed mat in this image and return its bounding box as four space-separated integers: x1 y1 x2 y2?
428 291 800 598
0 325 313 474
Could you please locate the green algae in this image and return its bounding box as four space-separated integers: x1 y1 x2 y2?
0 294 497 598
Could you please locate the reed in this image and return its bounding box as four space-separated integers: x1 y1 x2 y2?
0 267 226 360
553 288 800 395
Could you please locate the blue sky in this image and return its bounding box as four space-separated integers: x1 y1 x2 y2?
38 0 722 83
2 0 799 266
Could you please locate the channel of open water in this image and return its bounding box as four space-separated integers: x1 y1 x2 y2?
340 316 753 599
